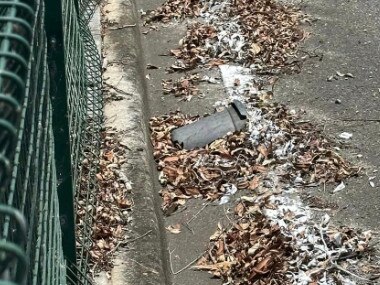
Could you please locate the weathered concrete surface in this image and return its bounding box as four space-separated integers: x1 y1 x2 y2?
136 2 233 285
137 0 380 284
276 0 380 232
137 24 227 285
101 0 380 284
99 0 169 284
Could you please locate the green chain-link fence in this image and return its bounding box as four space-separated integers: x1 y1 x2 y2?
0 0 103 284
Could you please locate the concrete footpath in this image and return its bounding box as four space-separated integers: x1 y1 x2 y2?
276 0 380 231
98 0 380 284
97 0 169 284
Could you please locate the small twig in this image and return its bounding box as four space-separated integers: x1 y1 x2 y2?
106 240 124 256
169 249 205 275
104 82 133 96
129 258 159 274
335 252 363 262
104 113 117 120
338 118 380 123
186 202 209 226
223 235 230 255
177 205 188 214
223 204 233 224
330 261 371 282
92 263 98 280
127 229 153 243
298 44 323 59
169 249 176 274
116 75 124 86
183 222 194 234
109 24 137 30
312 207 333 212
318 227 371 282
294 120 311 124
106 236 140 255
319 226 329 259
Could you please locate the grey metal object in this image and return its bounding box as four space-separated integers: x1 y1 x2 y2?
171 100 247 149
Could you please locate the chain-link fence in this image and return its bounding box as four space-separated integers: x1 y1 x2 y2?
0 0 103 284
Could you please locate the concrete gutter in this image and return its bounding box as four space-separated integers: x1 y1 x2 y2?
95 0 169 284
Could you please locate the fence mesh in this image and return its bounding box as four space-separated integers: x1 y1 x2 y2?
75 1 103 282
0 0 103 284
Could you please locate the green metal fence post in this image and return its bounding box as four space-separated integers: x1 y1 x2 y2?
43 0 77 278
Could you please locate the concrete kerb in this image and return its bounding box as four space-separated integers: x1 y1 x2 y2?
95 0 168 284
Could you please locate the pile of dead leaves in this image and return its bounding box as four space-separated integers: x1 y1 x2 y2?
162 74 200 98
195 199 295 284
301 194 339 210
262 101 360 185
89 129 132 271
150 112 265 214
169 23 223 69
145 0 307 72
143 0 202 24
231 0 307 70
150 103 358 214
195 196 373 284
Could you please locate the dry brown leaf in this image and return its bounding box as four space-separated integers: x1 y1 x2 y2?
86 129 131 272
248 176 260 191
163 156 180 163
257 144 269 158
166 224 182 234
117 198 132 209
170 49 182 57
210 229 221 241
193 261 234 273
250 43 261 55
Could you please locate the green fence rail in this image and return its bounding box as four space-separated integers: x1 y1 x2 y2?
0 0 103 284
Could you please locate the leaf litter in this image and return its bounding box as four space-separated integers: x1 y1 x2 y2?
145 0 377 283
144 0 308 73
149 98 374 283
150 101 358 212
143 0 203 24
149 81 371 284
86 129 132 273
162 74 200 99
194 195 374 284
